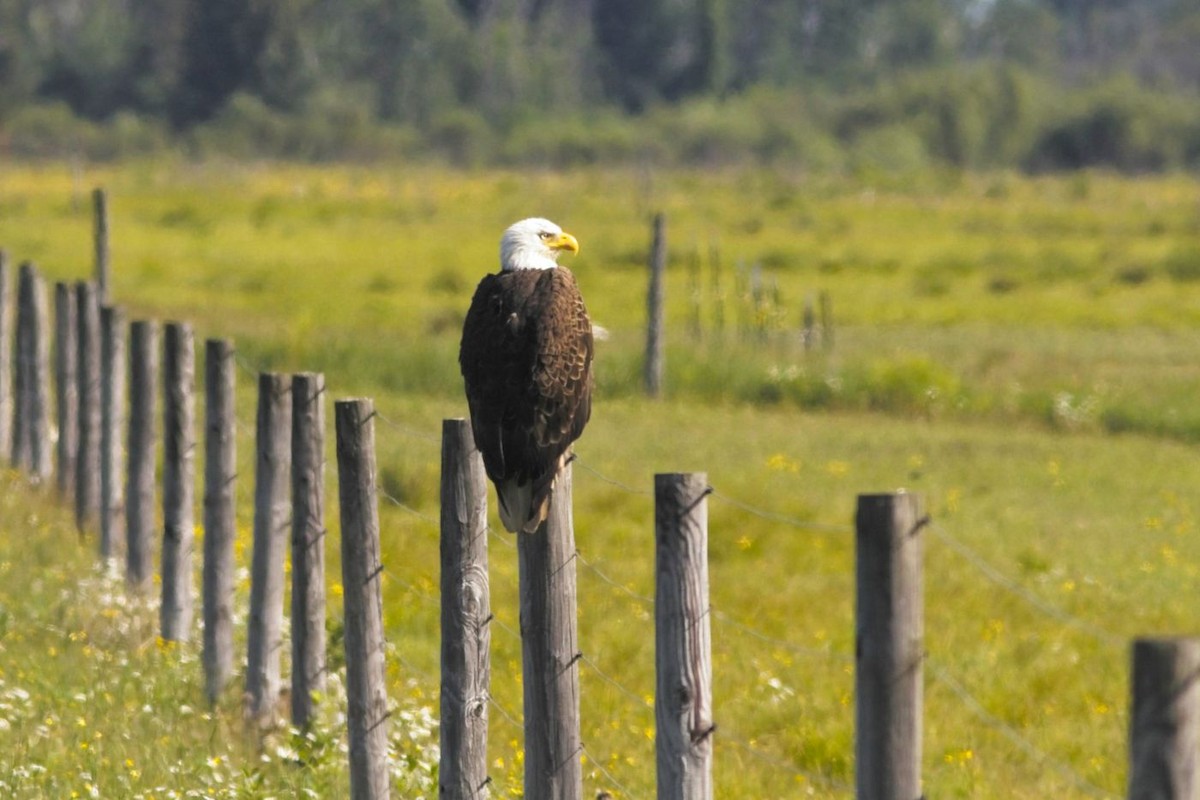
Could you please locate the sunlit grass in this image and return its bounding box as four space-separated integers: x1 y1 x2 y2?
0 160 1198 796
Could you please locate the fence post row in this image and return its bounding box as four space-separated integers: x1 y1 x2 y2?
202 338 237 704
14 263 51 480
161 322 196 642
75 281 101 531
93 188 110 303
54 282 77 498
291 372 327 728
246 372 292 726
439 418 491 799
1128 637 1200 797
126 320 158 588
655 472 715 800
855 491 925 800
518 462 582 800
99 305 126 561
335 398 390 800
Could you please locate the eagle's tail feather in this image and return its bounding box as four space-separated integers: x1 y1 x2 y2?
496 454 569 534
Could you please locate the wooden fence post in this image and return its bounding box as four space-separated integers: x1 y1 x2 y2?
99 305 126 560
25 266 51 484
203 339 237 703
126 320 159 588
75 281 101 531
94 188 110 303
1128 637 1200 798
291 372 327 728
335 398 390 800
518 463 582 800
246 372 292 725
161 322 195 642
855 492 925 800
655 472 714 800
439 418 490 799
0 252 11 460
645 212 666 398
10 260 26 469
54 282 78 497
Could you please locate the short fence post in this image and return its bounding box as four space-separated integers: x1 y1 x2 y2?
291 372 327 728
655 472 714 800
10 261 26 469
18 263 52 481
645 212 666 398
518 462 582 800
855 492 925 800
335 398 390 800
126 320 159 588
161 322 195 642
246 372 292 726
0 251 11 459
99 305 126 561
439 418 490 799
203 339 237 703
93 187 110 302
75 281 101 531
1128 637 1200 798
54 282 78 497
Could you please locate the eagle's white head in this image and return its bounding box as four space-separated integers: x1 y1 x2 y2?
500 218 580 272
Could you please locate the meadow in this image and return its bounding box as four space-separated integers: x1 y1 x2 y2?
0 160 1199 797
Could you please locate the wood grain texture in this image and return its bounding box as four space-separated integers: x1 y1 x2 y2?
202 339 236 703
160 322 195 642
290 372 326 727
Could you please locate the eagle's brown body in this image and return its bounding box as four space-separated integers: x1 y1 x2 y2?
459 266 593 533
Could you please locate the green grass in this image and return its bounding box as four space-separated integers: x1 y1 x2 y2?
1 160 1199 796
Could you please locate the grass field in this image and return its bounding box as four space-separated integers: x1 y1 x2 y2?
0 160 1199 797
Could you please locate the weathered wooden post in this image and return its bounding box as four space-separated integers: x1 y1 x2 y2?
203 339 237 703
126 320 158 588
819 290 834 352
655 472 714 800
93 188 110 302
335 398 390 800
161 322 195 642
75 281 101 531
10 260 26 469
1128 637 1200 798
644 212 666 398
54 282 78 497
855 492 925 800
246 373 292 725
24 263 51 482
291 372 326 728
0 251 11 459
518 464 582 800
99 305 126 560
439 418 490 799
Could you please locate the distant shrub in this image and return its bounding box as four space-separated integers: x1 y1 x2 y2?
1163 246 1200 283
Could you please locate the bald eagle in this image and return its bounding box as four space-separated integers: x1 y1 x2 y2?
459 218 594 533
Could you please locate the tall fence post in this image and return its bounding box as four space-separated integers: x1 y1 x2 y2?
15 263 51 481
99 305 126 561
645 212 666 398
246 372 292 726
54 282 78 498
655 472 714 800
291 372 326 728
0 251 11 460
855 492 925 800
161 322 195 642
518 463 582 800
126 320 159 588
439 418 490 799
335 398 390 800
93 187 110 303
75 281 101 531
203 338 237 703
1128 637 1200 798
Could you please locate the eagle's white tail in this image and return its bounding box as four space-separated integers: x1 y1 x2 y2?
496 477 549 534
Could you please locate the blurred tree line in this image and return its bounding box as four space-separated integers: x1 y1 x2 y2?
1 0 1198 169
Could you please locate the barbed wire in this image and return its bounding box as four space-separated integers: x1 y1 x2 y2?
929 522 1124 648
489 696 523 731
575 551 653 606
378 486 440 527
710 489 853 536
581 743 644 800
573 456 653 496
718 726 852 794
581 654 651 711
710 608 854 663
927 658 1119 799
374 409 441 445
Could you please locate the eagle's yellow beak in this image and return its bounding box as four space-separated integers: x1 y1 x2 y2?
549 232 580 255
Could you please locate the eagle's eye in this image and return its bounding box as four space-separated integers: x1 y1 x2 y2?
538 231 553 241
